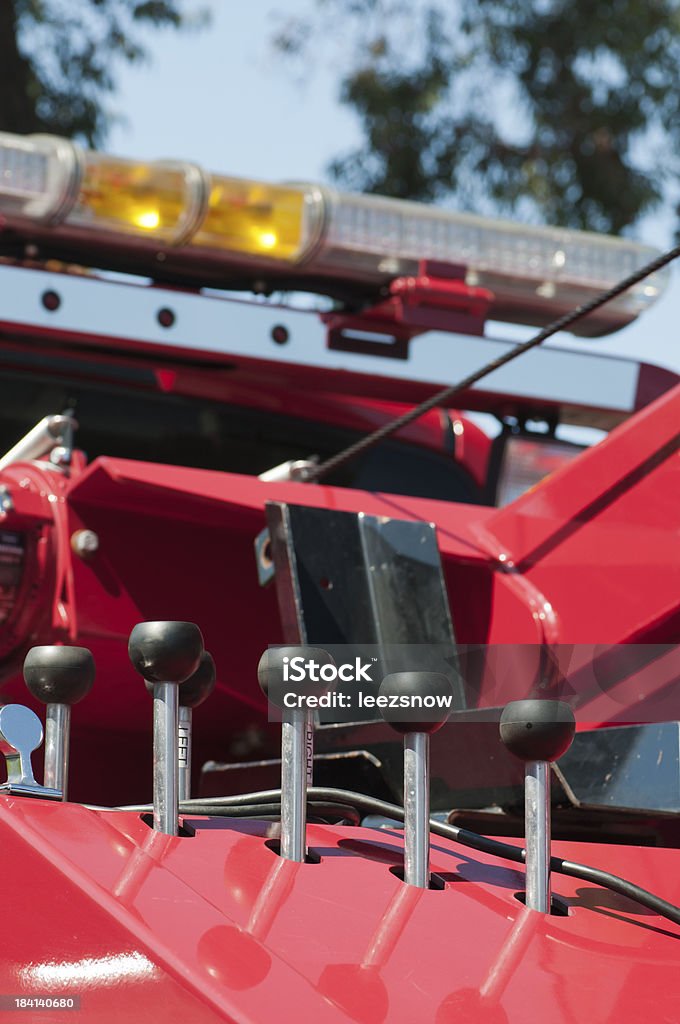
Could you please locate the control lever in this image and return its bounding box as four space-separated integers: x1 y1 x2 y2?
378 672 453 888
177 652 216 802
23 645 95 800
129 621 204 835
143 651 216 802
0 705 60 799
257 646 335 862
499 699 575 913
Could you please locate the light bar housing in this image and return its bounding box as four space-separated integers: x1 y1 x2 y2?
0 131 669 336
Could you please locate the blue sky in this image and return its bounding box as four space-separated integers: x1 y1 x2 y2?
107 1 680 374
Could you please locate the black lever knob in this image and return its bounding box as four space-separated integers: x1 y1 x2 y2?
499 699 575 763
129 621 204 684
23 645 96 800
257 645 335 707
24 646 95 706
378 671 453 735
142 651 217 704
179 651 217 708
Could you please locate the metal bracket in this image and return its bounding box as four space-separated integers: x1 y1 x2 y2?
0 413 78 472
0 704 62 800
324 261 492 360
263 502 465 722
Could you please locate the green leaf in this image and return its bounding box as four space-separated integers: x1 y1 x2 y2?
278 0 680 238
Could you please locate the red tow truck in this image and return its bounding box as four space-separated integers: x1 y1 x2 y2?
0 130 678 1022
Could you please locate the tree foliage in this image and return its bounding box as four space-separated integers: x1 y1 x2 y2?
0 0 208 146
275 0 680 235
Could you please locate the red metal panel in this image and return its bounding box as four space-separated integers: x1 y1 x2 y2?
486 384 680 645
1 796 679 1022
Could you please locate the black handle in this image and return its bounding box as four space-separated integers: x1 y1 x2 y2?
129 621 204 685
24 646 96 706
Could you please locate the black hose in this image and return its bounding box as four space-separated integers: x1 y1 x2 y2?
182 799 360 825
179 786 680 927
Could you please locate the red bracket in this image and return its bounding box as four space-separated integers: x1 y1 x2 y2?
323 261 493 360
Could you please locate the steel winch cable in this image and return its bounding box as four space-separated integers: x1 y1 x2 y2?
173 786 680 928
304 242 680 482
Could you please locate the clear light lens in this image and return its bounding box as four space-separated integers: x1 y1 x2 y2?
496 435 584 506
313 191 668 334
66 153 204 244
190 176 321 262
0 132 76 222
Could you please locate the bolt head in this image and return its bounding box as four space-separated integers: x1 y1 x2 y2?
71 529 99 558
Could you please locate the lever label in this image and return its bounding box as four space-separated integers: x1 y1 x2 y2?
178 725 190 768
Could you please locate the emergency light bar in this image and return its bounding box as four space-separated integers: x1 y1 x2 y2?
0 131 669 336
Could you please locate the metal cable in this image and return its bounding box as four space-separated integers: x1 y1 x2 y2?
306 243 680 481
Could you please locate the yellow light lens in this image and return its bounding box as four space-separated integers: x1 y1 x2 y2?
67 153 200 243
190 176 313 262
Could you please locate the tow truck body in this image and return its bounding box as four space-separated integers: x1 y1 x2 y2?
0 131 678 1022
